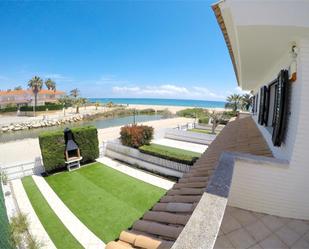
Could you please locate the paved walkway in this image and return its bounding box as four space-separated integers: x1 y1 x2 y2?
11 179 56 249
216 206 309 249
32 175 105 249
152 138 207 154
97 157 175 190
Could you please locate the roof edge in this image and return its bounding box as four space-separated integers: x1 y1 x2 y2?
212 2 240 86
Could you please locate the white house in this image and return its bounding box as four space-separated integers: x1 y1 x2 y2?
212 0 309 220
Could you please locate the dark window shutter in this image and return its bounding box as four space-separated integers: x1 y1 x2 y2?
258 87 265 124
263 86 270 125
272 70 289 146
258 86 268 125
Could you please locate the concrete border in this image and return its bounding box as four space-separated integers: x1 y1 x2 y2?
11 179 56 249
32 175 105 249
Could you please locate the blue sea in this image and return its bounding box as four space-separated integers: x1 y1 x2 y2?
89 98 225 108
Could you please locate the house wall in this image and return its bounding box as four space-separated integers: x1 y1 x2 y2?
228 39 309 219
252 40 303 161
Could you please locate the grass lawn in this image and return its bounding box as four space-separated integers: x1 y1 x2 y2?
22 177 83 249
45 163 166 243
139 143 201 165
188 128 216 135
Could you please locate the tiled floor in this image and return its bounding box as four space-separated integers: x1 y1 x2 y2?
214 206 309 249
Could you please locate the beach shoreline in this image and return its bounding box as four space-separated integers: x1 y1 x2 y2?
125 104 226 114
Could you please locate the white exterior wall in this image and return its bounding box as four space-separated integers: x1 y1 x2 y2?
228 39 309 219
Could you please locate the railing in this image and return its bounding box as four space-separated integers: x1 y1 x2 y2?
0 157 44 180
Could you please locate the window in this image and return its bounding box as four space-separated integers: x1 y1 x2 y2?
257 70 289 147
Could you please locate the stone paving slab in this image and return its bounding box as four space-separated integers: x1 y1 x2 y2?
11 179 56 249
97 156 175 190
32 175 105 249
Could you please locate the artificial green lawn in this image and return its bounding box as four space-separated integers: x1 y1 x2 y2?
139 143 201 165
45 163 166 243
188 128 216 135
22 177 83 249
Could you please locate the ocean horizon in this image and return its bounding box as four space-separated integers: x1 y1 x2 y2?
89 98 226 108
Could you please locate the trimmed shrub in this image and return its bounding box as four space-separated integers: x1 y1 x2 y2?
0 106 18 113
139 144 200 165
120 125 154 148
20 104 63 112
71 126 99 163
39 130 66 172
39 126 99 173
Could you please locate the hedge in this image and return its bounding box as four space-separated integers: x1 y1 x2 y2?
0 106 18 113
139 144 200 165
39 126 99 173
0 184 13 249
20 104 63 112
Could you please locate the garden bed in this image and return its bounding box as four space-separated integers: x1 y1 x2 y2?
139 144 201 165
188 128 216 135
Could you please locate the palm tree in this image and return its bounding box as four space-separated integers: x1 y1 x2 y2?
14 86 22 90
28 76 43 116
225 94 242 111
70 88 81 113
45 78 56 91
70 88 80 98
241 93 252 111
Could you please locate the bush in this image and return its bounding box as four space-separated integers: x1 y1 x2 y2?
120 125 154 148
198 117 209 124
138 108 156 115
176 108 208 118
39 126 99 173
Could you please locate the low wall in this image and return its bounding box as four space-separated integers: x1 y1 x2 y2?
164 129 216 145
172 152 290 249
105 142 190 178
0 157 44 180
194 123 224 132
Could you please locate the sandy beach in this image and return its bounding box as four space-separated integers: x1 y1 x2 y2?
127 104 225 114
0 117 194 165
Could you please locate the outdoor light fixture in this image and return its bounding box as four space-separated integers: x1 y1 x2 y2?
289 44 298 82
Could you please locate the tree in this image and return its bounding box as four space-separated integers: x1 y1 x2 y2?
70 88 82 113
225 94 242 111
70 88 80 98
28 76 43 116
241 93 252 111
45 78 56 91
14 86 22 90
208 111 223 134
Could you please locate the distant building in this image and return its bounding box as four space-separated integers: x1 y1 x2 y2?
0 89 65 108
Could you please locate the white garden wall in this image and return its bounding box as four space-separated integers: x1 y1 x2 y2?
105 141 191 178
164 129 216 145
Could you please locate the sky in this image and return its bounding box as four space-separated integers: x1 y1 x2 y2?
0 1 243 101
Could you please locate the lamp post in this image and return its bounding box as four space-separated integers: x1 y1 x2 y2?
133 109 136 125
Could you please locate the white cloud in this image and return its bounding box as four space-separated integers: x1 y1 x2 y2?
112 84 226 100
43 73 73 82
235 86 250 94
